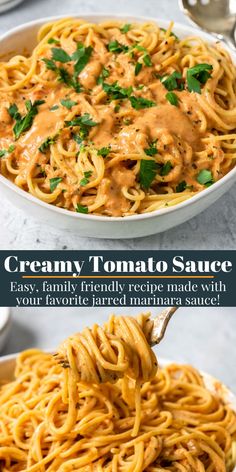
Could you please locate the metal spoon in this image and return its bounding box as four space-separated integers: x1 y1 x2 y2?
179 0 236 49
148 307 177 346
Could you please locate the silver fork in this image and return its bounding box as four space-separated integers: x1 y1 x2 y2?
179 0 236 49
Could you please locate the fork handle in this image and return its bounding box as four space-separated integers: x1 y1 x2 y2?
149 307 178 346
213 30 236 50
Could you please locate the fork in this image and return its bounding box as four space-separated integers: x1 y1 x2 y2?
179 0 236 49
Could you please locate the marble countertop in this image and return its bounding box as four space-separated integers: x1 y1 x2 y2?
0 0 235 250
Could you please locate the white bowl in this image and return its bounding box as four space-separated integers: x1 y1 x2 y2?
0 308 11 352
0 351 235 472
0 15 236 239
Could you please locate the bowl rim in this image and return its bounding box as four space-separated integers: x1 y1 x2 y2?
1 13 236 223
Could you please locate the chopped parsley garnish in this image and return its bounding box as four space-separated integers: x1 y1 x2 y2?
60 98 77 109
0 149 7 158
131 44 152 67
51 47 71 63
76 203 88 213
160 161 173 176
144 140 158 156
49 177 62 192
80 170 92 186
166 91 179 106
176 180 187 192
43 59 81 93
8 144 15 152
135 62 142 76
139 159 158 189
107 40 129 54
42 58 57 71
0 144 15 157
120 24 131 33
102 81 133 100
187 63 213 94
197 169 214 186
50 105 59 111
143 54 152 67
48 38 60 45
97 147 110 157
161 71 183 91
97 67 110 85
129 96 155 110
72 43 93 76
160 27 179 40
65 113 98 140
9 100 45 140
39 135 57 153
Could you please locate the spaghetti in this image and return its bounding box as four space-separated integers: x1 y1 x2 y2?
0 18 236 216
0 313 236 471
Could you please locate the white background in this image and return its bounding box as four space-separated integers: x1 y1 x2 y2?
0 0 235 391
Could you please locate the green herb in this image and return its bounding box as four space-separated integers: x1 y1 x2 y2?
135 62 142 76
50 105 59 111
187 63 213 94
80 170 92 186
114 104 120 112
143 54 152 67
166 91 179 106
102 81 133 100
42 58 57 71
72 43 93 76
65 113 98 140
160 27 179 40
8 103 21 120
129 96 155 110
144 140 158 156
51 47 71 63
49 177 62 192
197 169 214 186
43 60 81 93
60 98 77 109
76 203 88 213
12 100 45 140
8 144 15 152
107 40 129 54
48 38 60 44
139 159 158 189
161 71 183 91
160 161 173 176
0 149 7 158
97 67 110 85
97 147 110 157
176 180 187 192
120 23 131 33
39 135 57 153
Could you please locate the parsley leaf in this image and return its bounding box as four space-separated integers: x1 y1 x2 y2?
161 71 183 91
187 63 213 94
176 180 187 192
50 105 59 111
120 24 131 33
80 170 92 186
12 100 45 140
39 135 57 153
103 81 133 100
197 169 214 186
8 103 21 120
143 54 152 67
160 161 173 176
139 159 158 189
76 203 88 213
50 177 62 192
144 140 158 156
0 145 15 158
108 40 129 53
160 27 179 40
129 96 155 110
97 67 110 85
60 98 77 109
166 91 179 106
135 62 142 76
8 144 15 152
65 113 98 140
72 43 93 76
0 149 7 158
97 147 110 157
48 38 60 44
51 47 71 63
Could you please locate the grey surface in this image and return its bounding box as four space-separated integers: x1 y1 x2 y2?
2 306 236 392
0 0 235 249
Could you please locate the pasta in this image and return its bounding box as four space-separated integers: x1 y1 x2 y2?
0 18 236 216
0 313 236 471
